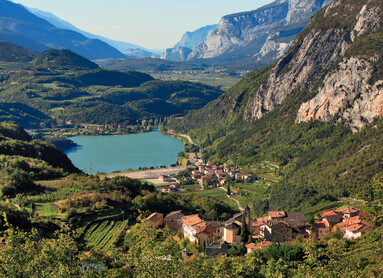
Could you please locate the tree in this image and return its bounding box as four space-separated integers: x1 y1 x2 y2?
227 184 231 196
240 214 250 244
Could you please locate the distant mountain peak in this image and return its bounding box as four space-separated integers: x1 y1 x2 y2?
0 0 127 60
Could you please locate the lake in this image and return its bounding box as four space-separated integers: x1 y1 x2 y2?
65 130 184 173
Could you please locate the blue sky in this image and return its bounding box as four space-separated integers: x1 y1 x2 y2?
12 0 274 50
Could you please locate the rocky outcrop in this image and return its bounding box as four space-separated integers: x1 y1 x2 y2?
187 0 331 67
161 24 217 61
161 47 193 62
296 58 383 131
243 0 383 130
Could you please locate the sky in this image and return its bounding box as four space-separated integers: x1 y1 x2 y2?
12 0 274 50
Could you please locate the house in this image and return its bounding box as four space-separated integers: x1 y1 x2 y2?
165 210 187 232
143 212 164 228
313 221 330 239
246 241 272 254
181 214 216 245
223 206 252 244
337 207 361 219
337 215 370 239
260 211 308 242
252 217 270 237
268 211 309 227
323 214 342 229
343 223 370 239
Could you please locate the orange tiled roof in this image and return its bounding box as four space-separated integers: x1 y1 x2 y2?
246 241 272 250
337 216 362 228
182 215 204 227
195 224 216 235
338 207 360 214
269 211 286 218
344 224 364 232
321 211 339 218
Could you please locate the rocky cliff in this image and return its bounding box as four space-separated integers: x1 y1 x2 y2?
187 0 332 67
161 24 217 62
243 0 383 131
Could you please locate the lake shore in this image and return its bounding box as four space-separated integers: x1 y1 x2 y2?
105 166 186 185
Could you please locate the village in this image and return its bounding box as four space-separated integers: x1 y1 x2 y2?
142 205 371 257
140 151 372 256
157 152 257 193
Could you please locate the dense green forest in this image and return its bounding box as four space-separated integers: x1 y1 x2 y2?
0 48 223 127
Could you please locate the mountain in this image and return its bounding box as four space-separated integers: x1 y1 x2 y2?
167 0 383 212
161 24 218 62
0 47 221 126
33 49 99 71
0 0 126 60
0 121 80 173
183 0 332 68
0 40 37 62
28 7 158 58
0 103 50 128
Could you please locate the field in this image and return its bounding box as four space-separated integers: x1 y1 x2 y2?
151 73 241 91
74 208 130 251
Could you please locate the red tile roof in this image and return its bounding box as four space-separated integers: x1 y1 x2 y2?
195 225 216 236
321 211 339 218
246 241 272 250
344 224 364 232
269 211 286 218
182 215 204 227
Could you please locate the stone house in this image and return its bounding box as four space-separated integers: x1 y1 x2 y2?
143 212 164 228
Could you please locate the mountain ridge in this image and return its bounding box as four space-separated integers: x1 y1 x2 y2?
184 0 332 69
0 0 126 60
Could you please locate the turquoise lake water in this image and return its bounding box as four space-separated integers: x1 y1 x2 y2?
65 130 184 173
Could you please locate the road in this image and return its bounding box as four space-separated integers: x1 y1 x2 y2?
167 130 195 145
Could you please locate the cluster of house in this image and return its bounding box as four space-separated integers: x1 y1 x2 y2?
187 154 256 187
142 205 370 256
157 154 256 193
312 207 370 239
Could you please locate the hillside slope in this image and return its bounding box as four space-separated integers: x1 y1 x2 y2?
0 121 80 173
0 40 37 62
167 0 383 211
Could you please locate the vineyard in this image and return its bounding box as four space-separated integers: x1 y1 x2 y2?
74 208 130 251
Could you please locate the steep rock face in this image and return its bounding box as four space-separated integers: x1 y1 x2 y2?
188 0 331 67
161 47 193 62
296 58 383 131
161 24 217 61
243 0 383 130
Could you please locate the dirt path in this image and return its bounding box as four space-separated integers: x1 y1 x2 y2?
218 187 243 210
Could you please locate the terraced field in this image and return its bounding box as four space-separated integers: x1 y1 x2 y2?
74 208 130 251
